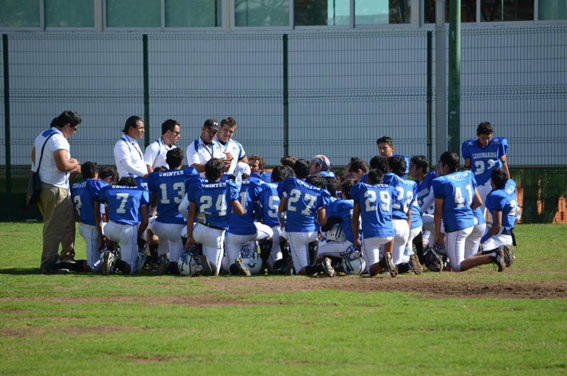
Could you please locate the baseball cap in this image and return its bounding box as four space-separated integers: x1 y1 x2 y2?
203 119 220 131
312 155 331 170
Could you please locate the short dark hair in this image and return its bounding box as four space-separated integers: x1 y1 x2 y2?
348 158 369 174
293 159 310 179
410 155 429 174
99 167 118 184
369 155 389 173
324 176 337 196
439 151 459 173
367 169 384 185
51 111 82 128
476 122 493 136
281 155 297 168
153 166 168 172
306 174 326 189
122 115 142 134
271 165 293 183
389 156 407 177
341 179 356 200
205 158 224 181
249 155 265 171
118 177 137 187
220 117 236 128
166 148 184 169
491 168 508 189
376 136 393 147
161 119 179 135
81 162 98 179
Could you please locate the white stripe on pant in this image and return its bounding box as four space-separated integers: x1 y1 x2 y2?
192 223 225 276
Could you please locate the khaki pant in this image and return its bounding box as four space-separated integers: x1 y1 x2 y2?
37 183 75 272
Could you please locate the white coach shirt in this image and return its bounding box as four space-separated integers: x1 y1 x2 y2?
186 137 224 177
217 138 246 175
114 135 148 178
32 128 71 189
144 137 177 170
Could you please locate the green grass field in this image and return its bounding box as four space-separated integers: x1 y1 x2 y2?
0 223 566 375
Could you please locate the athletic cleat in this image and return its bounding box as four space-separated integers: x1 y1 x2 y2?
235 257 251 277
502 245 514 267
489 249 506 272
321 257 336 278
101 250 116 275
156 254 169 275
409 253 423 275
199 255 212 276
384 252 398 278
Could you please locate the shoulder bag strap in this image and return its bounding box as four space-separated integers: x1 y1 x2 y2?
36 132 57 173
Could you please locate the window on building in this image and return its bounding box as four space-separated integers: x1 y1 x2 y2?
295 0 350 26
166 0 222 27
235 0 290 26
106 0 161 28
481 0 534 21
424 0 477 23
356 0 411 25
539 0 567 20
0 0 40 27
46 0 94 27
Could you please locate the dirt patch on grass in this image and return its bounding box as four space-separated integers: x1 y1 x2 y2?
143 294 281 307
0 325 127 338
203 275 567 299
125 355 191 363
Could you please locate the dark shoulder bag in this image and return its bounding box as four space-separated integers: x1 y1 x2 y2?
26 133 56 207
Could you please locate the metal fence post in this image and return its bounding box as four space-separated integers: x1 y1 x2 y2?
283 34 289 157
426 31 433 164
448 0 461 156
3 34 12 221
143 34 150 148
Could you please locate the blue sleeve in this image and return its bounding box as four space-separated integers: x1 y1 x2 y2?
146 173 157 192
98 187 108 203
462 141 470 159
141 191 150 206
499 137 508 156
486 192 505 212
251 180 264 201
360 174 368 184
317 191 331 209
278 177 292 198
432 179 445 199
350 183 361 203
228 181 239 202
471 172 478 190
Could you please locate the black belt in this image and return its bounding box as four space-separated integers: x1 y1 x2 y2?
198 221 225 231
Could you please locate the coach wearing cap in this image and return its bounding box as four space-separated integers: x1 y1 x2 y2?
186 119 225 177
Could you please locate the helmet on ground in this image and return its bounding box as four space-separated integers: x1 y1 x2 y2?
178 250 202 276
341 244 366 275
240 241 262 275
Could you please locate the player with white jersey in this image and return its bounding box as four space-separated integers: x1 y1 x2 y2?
225 171 272 276
96 177 150 275
277 159 331 275
433 152 505 272
186 119 226 177
147 148 200 274
256 165 294 270
71 162 109 271
462 121 509 214
384 156 413 267
216 117 247 176
144 119 180 172
351 169 397 277
481 168 518 267
185 158 244 276
114 116 148 179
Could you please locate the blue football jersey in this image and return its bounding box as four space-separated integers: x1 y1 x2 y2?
416 171 436 213
99 185 150 226
390 176 415 221
147 167 200 225
326 199 355 243
432 171 478 232
409 183 423 230
228 179 265 235
71 179 108 226
135 176 149 191
350 183 396 239
277 177 331 232
486 188 517 230
504 179 520 219
462 137 508 185
258 182 280 228
189 179 239 229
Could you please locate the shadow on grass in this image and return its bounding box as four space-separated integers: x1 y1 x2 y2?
0 268 41 275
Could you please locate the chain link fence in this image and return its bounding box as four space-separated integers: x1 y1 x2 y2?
1 25 566 222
